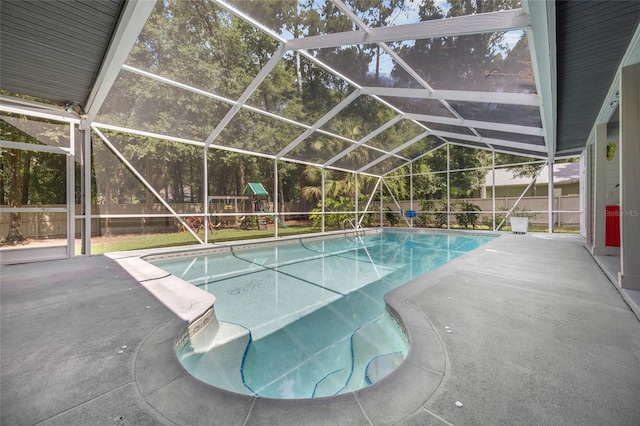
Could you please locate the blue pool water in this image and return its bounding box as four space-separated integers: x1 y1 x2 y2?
152 230 495 399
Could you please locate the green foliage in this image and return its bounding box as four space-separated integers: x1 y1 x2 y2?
308 196 354 230
453 201 481 229
417 199 448 228
509 206 539 219
384 207 400 226
4 0 534 221
1 114 81 206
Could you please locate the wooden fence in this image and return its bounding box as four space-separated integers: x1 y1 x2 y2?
0 196 580 239
382 196 580 226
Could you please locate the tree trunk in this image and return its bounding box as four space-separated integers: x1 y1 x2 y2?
21 151 31 205
4 212 27 245
3 149 28 245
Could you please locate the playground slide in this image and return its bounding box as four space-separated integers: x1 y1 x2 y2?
265 213 289 228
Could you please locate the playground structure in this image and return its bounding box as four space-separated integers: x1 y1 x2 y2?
204 183 288 231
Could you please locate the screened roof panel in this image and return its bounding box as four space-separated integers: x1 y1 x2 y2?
216 109 307 156
285 133 351 164
331 145 386 171
92 131 188 215
319 95 396 139
125 0 279 101
97 3 547 176
311 43 423 89
444 137 544 158
390 30 535 93
96 70 230 142
476 129 545 146
376 0 521 27
365 119 425 151
366 155 409 176
447 100 542 128
420 122 476 137
245 53 357 126
1 113 70 148
395 136 443 161
379 96 457 118
223 0 360 39
3 0 580 179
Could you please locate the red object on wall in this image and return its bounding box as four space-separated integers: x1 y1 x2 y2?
605 205 620 247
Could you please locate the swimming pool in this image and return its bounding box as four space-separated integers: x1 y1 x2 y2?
152 230 495 399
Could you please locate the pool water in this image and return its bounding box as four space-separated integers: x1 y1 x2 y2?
153 230 495 398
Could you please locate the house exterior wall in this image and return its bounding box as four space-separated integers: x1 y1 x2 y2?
485 182 580 198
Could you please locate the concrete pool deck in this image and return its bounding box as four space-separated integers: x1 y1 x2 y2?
2 232 640 425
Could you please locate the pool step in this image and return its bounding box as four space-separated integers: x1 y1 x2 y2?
178 321 252 395
341 313 408 393
365 351 405 384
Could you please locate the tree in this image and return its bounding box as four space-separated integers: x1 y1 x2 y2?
495 153 543 196
1 114 73 244
413 144 486 200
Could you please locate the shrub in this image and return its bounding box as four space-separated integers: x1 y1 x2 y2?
454 201 481 229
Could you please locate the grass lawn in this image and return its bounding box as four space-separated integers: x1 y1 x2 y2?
79 223 578 255
79 225 318 255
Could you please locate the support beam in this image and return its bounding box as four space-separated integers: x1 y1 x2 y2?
492 150 496 231
276 90 361 159
446 143 451 229
321 167 326 233
430 130 547 154
93 127 203 244
274 160 279 239
361 87 540 107
205 44 288 148
619 63 640 290
523 0 557 161
67 123 75 258
357 131 428 173
323 115 403 168
591 123 608 256
548 160 554 233
403 113 544 136
81 128 92 255
286 9 529 50
84 0 158 124
204 146 210 244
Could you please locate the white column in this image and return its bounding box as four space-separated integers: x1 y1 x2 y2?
67 123 75 258
619 63 640 290
274 160 279 238
354 173 359 230
446 143 451 229
580 150 588 240
492 150 496 231
81 126 92 255
585 144 596 246
592 123 608 255
548 160 554 233
204 146 209 243
379 177 383 227
321 167 325 233
409 161 414 228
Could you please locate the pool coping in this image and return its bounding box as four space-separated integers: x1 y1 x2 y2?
109 228 500 425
